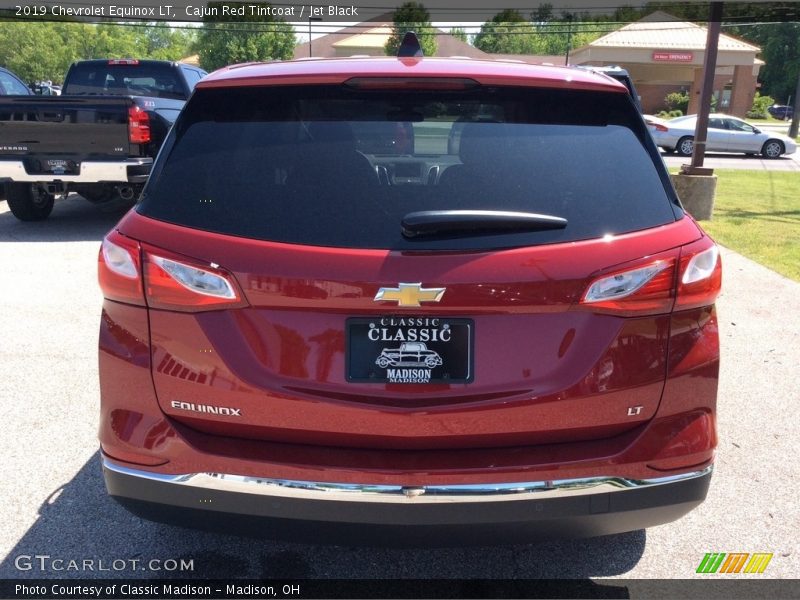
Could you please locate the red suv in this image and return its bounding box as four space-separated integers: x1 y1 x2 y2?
98 49 721 544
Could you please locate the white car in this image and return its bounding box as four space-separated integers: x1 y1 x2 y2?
650 113 797 158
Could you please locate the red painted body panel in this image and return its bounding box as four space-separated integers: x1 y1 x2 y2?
198 57 629 95
100 209 717 481
98 301 717 484
112 211 705 450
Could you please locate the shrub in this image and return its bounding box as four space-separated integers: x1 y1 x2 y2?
746 92 775 119
664 91 690 114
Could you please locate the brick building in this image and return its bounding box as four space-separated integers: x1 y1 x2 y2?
569 11 763 117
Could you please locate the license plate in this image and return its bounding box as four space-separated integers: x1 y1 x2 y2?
346 317 473 384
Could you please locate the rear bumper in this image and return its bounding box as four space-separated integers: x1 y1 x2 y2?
0 158 152 184
103 457 712 545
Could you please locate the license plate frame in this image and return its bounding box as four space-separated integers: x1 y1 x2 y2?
346 316 474 384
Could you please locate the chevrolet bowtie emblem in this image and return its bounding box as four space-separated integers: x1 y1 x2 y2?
374 283 446 307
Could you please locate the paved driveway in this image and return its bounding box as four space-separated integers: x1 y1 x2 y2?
0 196 797 581
661 151 800 171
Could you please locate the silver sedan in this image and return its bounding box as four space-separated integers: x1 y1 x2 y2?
648 113 797 158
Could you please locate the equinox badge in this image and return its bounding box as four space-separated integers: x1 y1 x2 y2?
374 283 446 307
171 400 241 417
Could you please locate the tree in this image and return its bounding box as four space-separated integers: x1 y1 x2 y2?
0 20 196 84
76 23 141 59
196 2 296 72
0 22 72 83
137 23 197 61
526 6 611 57
474 9 543 55
384 2 437 57
727 22 799 104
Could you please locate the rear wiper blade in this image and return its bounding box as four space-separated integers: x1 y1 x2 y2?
401 210 567 239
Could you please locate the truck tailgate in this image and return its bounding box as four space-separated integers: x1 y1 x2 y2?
0 96 132 159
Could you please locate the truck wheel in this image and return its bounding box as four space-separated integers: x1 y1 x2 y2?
6 184 55 221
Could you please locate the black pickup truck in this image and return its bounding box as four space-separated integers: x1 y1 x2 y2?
0 59 206 220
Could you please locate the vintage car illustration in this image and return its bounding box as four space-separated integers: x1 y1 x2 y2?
375 342 443 369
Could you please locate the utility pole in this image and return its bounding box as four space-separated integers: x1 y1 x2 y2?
683 1 723 175
308 17 322 57
564 15 573 66
672 2 722 222
789 66 800 138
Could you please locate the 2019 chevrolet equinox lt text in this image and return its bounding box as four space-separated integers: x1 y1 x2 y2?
97 42 721 544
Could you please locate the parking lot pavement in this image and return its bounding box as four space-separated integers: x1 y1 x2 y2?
0 195 798 581
661 152 800 171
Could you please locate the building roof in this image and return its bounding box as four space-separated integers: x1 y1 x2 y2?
293 18 489 60
580 11 760 53
180 54 201 66
487 54 567 66
331 26 393 50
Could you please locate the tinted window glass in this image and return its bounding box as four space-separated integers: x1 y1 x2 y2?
181 67 205 89
139 85 677 251
64 63 186 99
0 71 30 95
726 118 753 132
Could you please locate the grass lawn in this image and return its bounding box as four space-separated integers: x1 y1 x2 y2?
693 170 800 281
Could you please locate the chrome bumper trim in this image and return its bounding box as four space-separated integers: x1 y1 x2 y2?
0 158 151 183
103 458 713 505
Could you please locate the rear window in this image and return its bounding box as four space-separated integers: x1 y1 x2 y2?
64 63 186 99
138 84 679 251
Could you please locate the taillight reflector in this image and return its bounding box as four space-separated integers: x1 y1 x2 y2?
128 105 151 145
143 249 246 312
98 234 247 312
675 241 722 310
98 230 145 306
581 258 676 315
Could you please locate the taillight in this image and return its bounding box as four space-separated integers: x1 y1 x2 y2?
108 59 139 65
675 239 722 310
579 237 721 315
99 232 246 312
581 256 676 315
143 248 247 312
654 123 668 132
98 230 145 306
128 105 151 145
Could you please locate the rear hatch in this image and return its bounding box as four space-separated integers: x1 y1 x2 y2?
125 81 698 450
